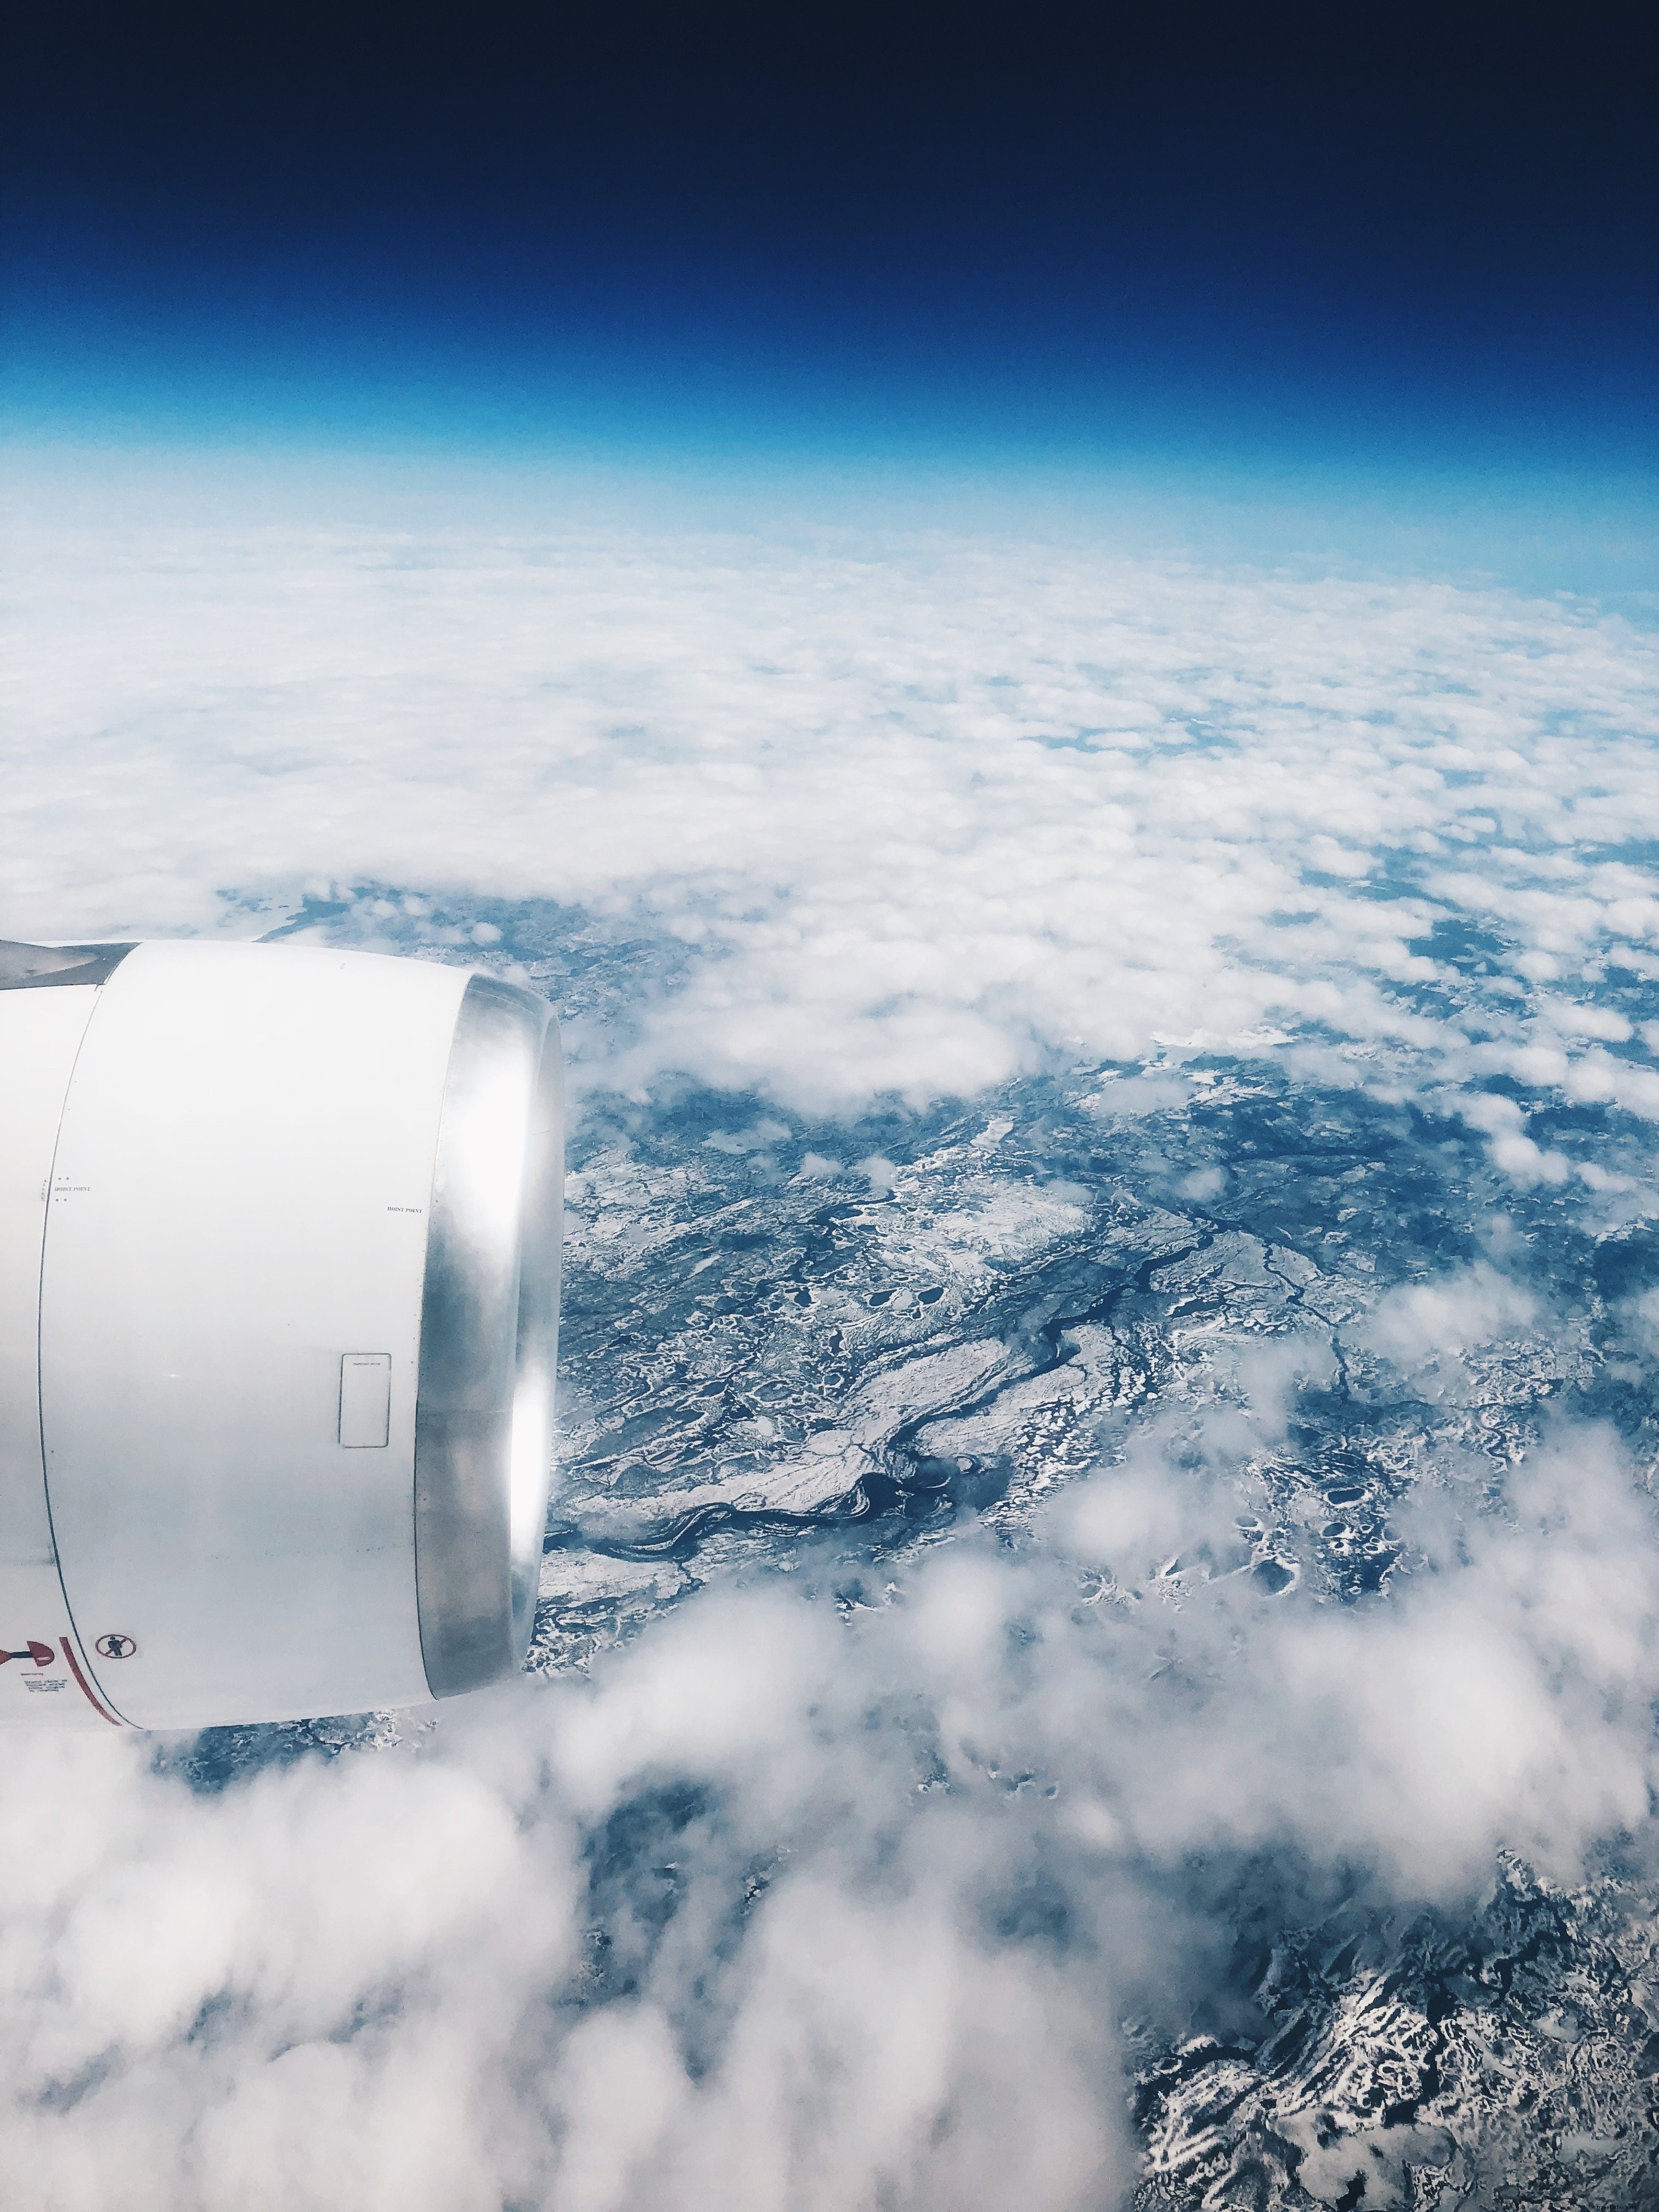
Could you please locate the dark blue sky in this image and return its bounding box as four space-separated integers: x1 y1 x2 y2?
4 1 1655 483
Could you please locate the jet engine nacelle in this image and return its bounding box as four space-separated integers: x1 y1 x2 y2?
0 937 562 1732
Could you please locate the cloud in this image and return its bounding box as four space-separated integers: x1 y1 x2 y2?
1359 1263 1542 1375
3 1405 1656 2208
6 476 1657 1149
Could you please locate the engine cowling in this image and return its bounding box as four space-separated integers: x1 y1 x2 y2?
0 937 562 1731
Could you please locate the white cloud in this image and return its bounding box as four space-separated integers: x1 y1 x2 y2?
5 472 1657 1145
1359 1263 1541 1374
3 1414 1656 2207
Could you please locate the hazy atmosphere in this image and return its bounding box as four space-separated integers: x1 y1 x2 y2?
5 6 1659 2205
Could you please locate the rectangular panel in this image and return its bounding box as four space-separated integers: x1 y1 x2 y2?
339 1353 392 1448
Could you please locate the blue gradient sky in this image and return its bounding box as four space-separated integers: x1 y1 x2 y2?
5 2 1655 504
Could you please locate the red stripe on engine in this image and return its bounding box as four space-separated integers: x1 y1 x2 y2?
61 1639 122 1725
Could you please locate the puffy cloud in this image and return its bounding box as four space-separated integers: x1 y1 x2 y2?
3 1412 1656 2207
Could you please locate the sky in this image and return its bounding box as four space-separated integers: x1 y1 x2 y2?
4 1 1656 502
7 7 1659 2207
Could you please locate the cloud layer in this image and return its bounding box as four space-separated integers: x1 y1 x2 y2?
7 482 1658 1148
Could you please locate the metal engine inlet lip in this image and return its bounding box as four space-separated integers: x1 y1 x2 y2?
413 972 563 1699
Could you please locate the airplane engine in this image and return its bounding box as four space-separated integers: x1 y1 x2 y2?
0 936 562 1731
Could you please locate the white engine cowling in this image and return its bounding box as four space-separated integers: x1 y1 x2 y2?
0 937 562 1732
